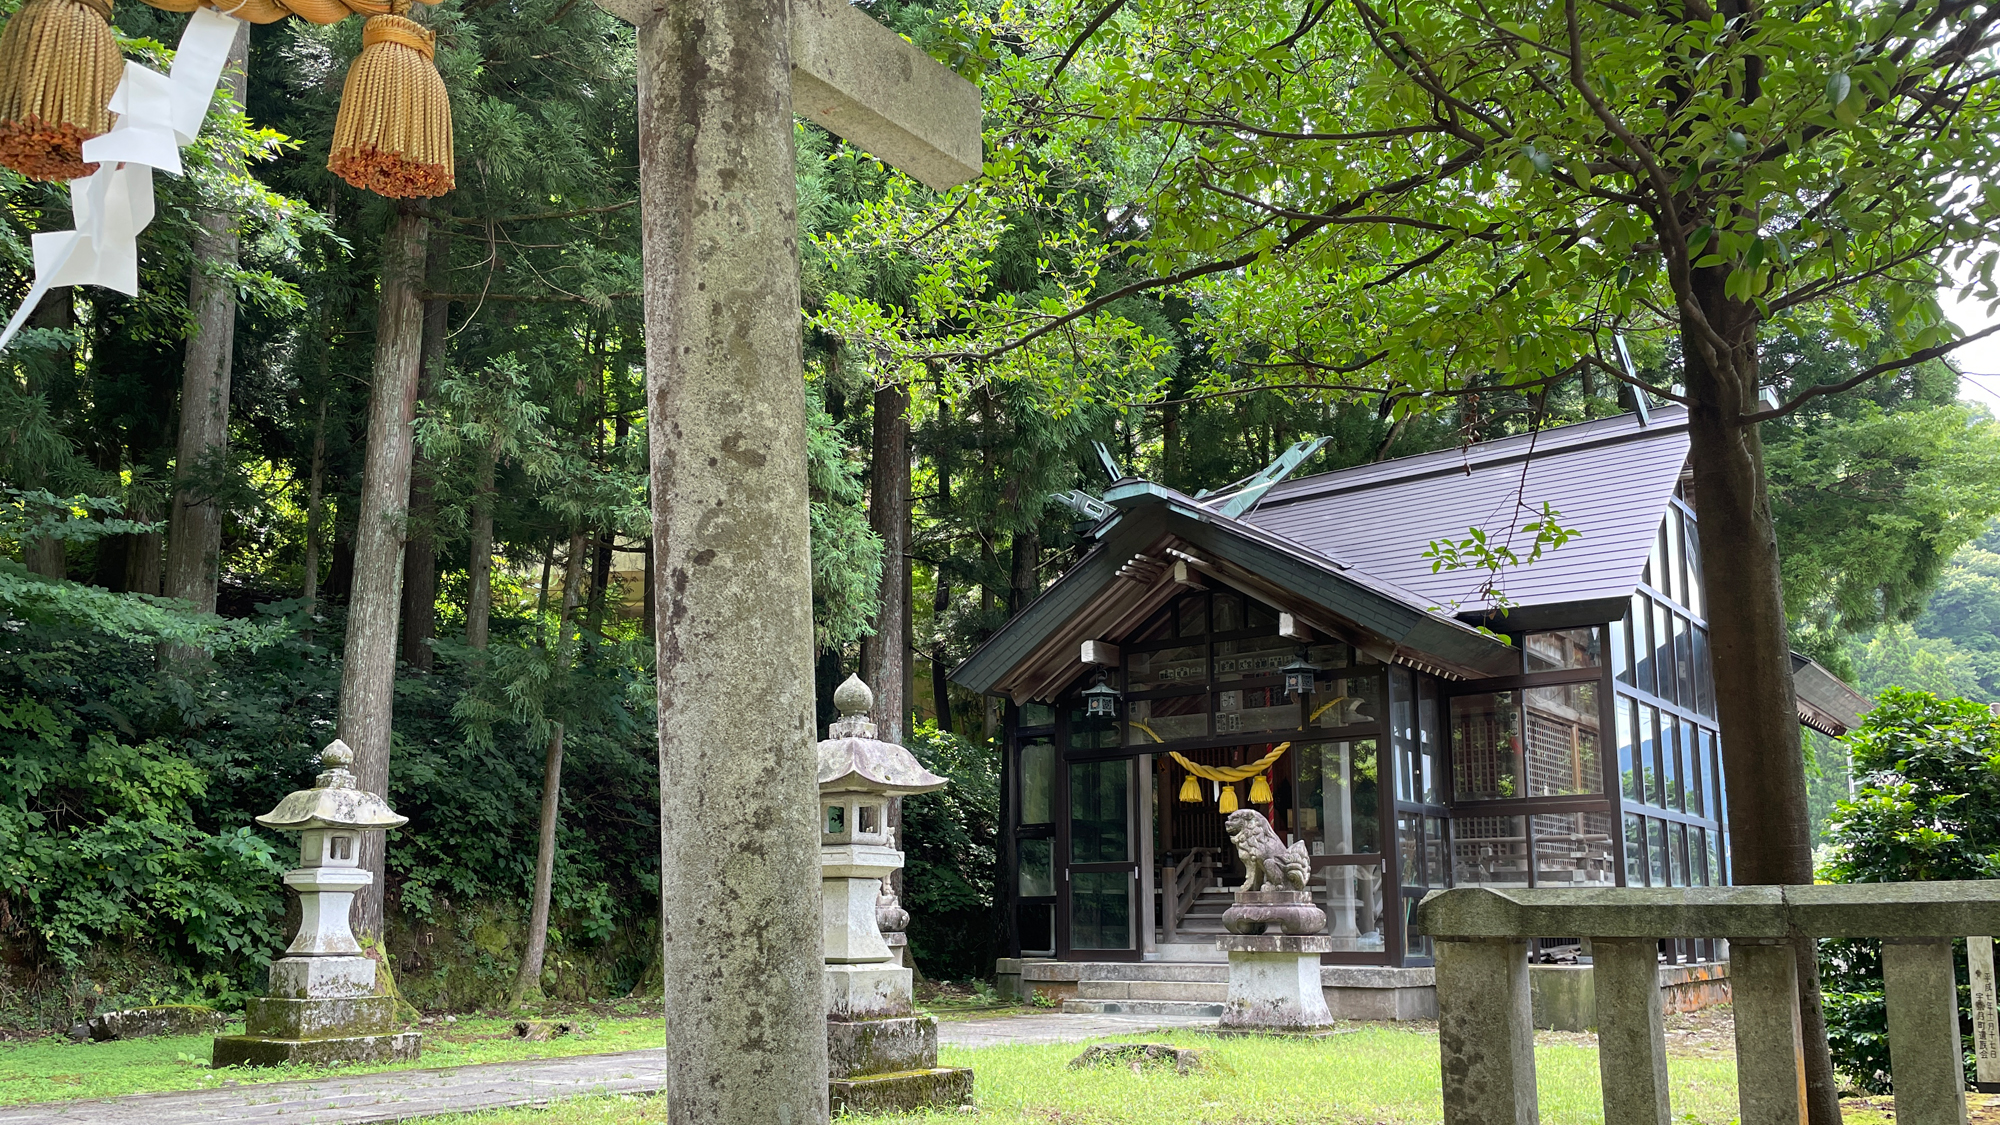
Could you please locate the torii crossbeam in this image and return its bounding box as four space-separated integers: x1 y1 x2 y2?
581 1 980 1121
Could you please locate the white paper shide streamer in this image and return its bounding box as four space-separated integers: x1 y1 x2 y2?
0 6 241 349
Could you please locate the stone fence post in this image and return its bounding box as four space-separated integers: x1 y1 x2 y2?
1415 881 2000 1125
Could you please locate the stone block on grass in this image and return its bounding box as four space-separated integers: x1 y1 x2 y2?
829 1066 974 1116
86 1005 226 1041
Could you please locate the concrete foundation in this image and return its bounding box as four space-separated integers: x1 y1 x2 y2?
826 963 913 1020
1530 960 1731 1032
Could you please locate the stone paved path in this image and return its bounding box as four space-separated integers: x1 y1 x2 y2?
0 1012 1218 1124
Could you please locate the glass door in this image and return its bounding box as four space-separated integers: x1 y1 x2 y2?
1058 757 1138 958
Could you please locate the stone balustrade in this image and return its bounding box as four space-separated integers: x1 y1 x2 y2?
1413 881 2000 1125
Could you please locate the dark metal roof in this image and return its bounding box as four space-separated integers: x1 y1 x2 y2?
950 483 1521 701
1791 653 1874 736
1246 408 1691 623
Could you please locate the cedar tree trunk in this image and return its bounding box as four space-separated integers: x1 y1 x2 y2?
339 206 430 943
510 527 586 1009
865 381 909 742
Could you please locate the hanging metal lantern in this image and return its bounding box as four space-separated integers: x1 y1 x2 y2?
1282 649 1319 698
1083 672 1121 719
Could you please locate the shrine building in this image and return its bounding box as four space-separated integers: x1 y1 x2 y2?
953 405 1868 1017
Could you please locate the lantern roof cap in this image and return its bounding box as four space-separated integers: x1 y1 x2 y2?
817 676 949 796
255 740 410 832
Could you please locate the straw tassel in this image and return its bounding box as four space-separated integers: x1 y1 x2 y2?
0 0 121 181
1217 784 1238 814
1177 773 1200 804
1248 773 1273 805
327 11 452 197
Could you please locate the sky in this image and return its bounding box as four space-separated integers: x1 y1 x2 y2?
1945 270 2000 414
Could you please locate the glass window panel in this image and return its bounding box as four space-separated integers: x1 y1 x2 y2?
1068 709 1119 750
1653 601 1675 704
1524 627 1603 672
1020 739 1054 824
1451 692 1524 801
1647 819 1669 887
1306 642 1353 670
1018 838 1054 897
1069 760 1129 864
1405 894 1433 962
1623 814 1647 885
1391 668 1417 803
1705 823 1723 886
1297 740 1379 855
1654 522 1672 599
1418 680 1443 805
1315 863 1386 952
1702 729 1722 822
1682 512 1704 619
1612 611 1633 685
1616 697 1639 805
1524 683 1601 797
1671 823 1690 887
1246 599 1278 632
1532 811 1616 887
1660 717 1682 811
1069 870 1132 950
1398 813 1423 886
1674 614 1694 706
1214 635 1294 682
1214 685 1296 735
1311 671 1382 729
1693 626 1714 717
1126 693 1207 745
1212 592 1243 633
1021 703 1055 728
1632 593 1655 695
1131 607 1173 644
1668 508 1688 608
1680 719 1700 816
1641 706 1663 807
1451 815 1529 888
1691 827 1711 886
1177 596 1208 638
1126 645 1205 689
1017 903 1054 956
1426 817 1448 885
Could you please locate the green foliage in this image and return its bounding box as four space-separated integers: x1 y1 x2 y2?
1914 522 2000 699
1423 502 1580 617
1817 688 2000 1092
900 722 999 979
805 386 883 652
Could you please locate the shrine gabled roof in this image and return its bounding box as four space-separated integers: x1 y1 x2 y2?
1245 407 1692 628
950 480 1523 703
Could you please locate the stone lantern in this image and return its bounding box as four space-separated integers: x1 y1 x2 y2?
816 675 972 1113
212 740 421 1067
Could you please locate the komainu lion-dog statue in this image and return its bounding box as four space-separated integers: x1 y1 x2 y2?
1224 809 1311 893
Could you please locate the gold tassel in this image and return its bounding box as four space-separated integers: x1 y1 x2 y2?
0 0 121 181
1249 774 1273 805
1177 773 1200 804
1217 784 1239 814
327 11 453 197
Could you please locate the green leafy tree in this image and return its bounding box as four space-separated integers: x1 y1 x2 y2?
1819 689 2000 1093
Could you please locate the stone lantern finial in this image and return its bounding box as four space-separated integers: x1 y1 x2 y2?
830 674 876 739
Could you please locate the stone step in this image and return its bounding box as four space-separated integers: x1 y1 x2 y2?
1071 962 1229 984
1077 979 1229 1002
1062 998 1226 1018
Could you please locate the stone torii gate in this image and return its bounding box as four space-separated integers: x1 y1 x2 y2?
580 1 980 1122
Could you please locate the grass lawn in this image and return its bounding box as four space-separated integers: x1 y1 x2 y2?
0 1013 668 1106
376 1025 1749 1125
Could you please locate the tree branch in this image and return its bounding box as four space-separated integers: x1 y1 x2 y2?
1742 322 2000 422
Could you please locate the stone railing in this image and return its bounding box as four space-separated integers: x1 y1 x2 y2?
1413 881 2000 1125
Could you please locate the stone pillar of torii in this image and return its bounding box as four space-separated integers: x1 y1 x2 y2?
578 1 979 1121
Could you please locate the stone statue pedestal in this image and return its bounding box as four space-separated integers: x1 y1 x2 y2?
1217 889 1336 1034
